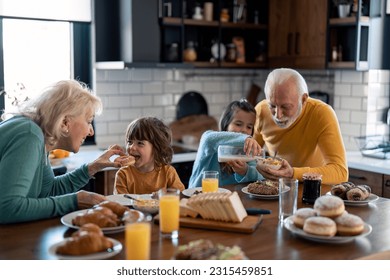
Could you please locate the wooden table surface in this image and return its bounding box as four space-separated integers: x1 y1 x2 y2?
1 184 390 260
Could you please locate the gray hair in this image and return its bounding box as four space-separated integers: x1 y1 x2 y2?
11 80 102 146
264 68 308 99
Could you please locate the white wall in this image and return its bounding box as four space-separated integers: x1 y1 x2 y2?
93 68 390 151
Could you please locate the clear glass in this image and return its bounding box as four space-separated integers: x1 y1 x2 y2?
202 171 219 193
278 178 298 223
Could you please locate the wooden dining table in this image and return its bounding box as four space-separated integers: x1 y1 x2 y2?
1 183 390 260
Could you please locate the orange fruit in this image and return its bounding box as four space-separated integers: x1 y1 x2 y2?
51 149 70 158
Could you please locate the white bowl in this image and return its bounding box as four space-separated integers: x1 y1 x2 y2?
132 196 159 215
257 156 282 170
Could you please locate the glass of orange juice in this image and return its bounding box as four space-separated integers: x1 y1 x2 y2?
202 171 219 193
158 188 180 239
125 221 151 260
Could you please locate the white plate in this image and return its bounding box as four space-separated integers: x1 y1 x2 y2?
241 186 280 200
182 187 231 197
61 209 144 234
283 216 372 244
106 194 133 206
48 237 122 260
325 192 379 206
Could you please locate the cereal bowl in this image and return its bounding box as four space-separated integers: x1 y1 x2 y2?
256 156 283 170
132 195 159 214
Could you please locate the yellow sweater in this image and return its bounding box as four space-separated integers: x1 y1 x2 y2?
114 165 185 194
253 98 348 185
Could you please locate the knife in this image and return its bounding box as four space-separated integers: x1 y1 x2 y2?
245 208 272 215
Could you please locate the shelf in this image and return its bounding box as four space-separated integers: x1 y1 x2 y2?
221 22 267 30
329 16 369 26
327 61 356 69
161 17 182 25
220 61 267 68
183 19 219 27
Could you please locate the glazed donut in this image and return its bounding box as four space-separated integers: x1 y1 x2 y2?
292 208 317 229
334 213 365 236
303 216 337 237
313 196 345 218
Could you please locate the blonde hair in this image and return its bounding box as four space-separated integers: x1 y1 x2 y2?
10 80 102 146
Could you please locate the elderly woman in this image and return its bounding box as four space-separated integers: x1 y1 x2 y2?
0 80 127 224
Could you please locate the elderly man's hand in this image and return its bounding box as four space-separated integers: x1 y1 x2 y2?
256 158 294 180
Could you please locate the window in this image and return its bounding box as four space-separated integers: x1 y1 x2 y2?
0 18 94 144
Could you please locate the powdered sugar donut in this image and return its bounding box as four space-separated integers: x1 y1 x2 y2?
313 196 345 218
303 216 337 237
292 208 317 229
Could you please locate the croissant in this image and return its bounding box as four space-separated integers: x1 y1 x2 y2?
96 201 128 217
56 231 113 256
72 210 119 228
72 223 103 237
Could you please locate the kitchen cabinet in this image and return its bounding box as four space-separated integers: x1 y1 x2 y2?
159 0 269 68
268 0 328 69
327 0 389 70
348 167 383 196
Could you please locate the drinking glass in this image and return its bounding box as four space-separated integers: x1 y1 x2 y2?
125 221 151 260
202 171 219 193
279 178 298 223
158 188 180 239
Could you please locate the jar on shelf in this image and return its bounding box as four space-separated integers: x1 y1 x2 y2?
220 8 229 22
166 43 179 62
226 43 237 62
183 41 197 62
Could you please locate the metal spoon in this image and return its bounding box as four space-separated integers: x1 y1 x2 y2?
124 194 142 202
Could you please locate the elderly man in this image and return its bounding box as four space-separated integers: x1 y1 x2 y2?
253 68 348 185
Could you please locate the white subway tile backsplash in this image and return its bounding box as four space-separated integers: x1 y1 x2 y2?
340 97 362 110
94 68 389 153
130 95 153 107
119 82 142 94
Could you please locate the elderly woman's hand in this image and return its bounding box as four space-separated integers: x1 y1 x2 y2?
76 190 106 209
87 144 126 176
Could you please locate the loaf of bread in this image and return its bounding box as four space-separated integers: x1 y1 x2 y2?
186 192 247 223
180 198 199 218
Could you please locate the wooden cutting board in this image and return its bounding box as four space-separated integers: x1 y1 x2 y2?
154 214 263 234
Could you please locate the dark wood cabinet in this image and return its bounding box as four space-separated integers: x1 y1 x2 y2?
268 0 328 69
348 167 383 196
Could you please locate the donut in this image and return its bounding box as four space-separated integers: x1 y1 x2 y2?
330 184 347 199
303 216 337 237
292 208 317 228
313 196 345 218
334 213 365 236
346 185 370 201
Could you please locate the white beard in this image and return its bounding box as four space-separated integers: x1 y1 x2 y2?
273 101 302 129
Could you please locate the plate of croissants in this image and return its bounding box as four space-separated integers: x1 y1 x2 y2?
61 201 144 234
327 182 379 206
49 223 122 259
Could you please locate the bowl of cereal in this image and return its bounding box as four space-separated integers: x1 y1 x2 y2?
132 195 159 214
256 156 283 170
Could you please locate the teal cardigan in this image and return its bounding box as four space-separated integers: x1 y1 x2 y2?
188 130 264 188
0 116 91 224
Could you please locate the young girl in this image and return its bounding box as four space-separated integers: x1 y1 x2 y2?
114 117 185 194
189 99 264 188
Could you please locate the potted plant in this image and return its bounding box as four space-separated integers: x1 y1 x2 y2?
333 0 353 18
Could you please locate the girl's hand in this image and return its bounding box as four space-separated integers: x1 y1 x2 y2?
228 160 248 176
244 137 262 157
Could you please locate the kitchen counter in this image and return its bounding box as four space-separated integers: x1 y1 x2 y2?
54 145 197 172
347 151 390 175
